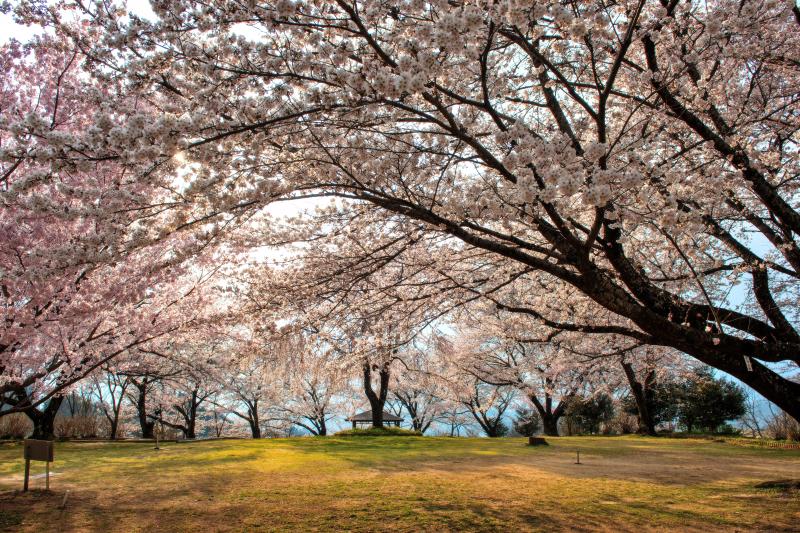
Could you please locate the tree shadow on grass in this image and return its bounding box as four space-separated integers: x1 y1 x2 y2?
271 436 800 488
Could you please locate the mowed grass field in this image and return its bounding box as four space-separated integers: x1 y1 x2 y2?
0 436 798 532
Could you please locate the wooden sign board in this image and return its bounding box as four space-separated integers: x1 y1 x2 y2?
24 439 54 462
23 439 54 491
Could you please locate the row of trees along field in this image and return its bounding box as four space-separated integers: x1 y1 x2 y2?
0 321 792 440
1 0 799 438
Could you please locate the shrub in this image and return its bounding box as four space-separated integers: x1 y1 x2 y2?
715 423 741 436
55 414 102 439
512 408 541 437
0 413 32 439
564 394 615 435
489 421 510 438
98 418 129 439
608 412 639 435
767 411 800 441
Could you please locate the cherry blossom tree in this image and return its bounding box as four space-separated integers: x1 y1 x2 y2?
90 365 131 439
437 401 475 437
526 326 695 434
211 328 293 438
389 373 444 434
279 335 348 436
7 0 800 420
207 392 233 438
449 374 517 438
1 29 252 421
155 371 219 440
387 333 450 433
137 335 234 439
448 307 615 436
122 353 180 439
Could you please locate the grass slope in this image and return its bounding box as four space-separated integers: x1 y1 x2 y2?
0 436 798 532
334 426 422 436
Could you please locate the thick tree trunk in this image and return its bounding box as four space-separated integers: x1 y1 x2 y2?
689 344 800 424
30 416 56 440
133 382 155 439
370 408 383 428
541 414 560 437
529 391 565 437
363 360 390 428
485 422 502 438
318 417 327 436
621 362 657 436
26 396 64 440
250 401 261 438
108 401 124 439
368 401 384 428
184 391 198 439
569 269 800 423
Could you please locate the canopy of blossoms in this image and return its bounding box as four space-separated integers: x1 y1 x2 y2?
1 0 798 421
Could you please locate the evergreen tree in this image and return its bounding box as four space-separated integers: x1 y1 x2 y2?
675 370 746 432
513 408 541 437
564 394 615 435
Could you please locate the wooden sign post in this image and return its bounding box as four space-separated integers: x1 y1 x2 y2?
23 439 54 491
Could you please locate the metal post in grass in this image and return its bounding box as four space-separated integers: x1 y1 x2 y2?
60 490 70 509
575 450 581 465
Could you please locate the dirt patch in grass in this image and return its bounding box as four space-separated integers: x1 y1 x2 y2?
0 490 65 532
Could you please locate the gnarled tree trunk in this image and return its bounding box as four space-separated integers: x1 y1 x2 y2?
528 387 570 437
131 379 155 439
621 362 657 436
26 396 64 440
363 360 390 428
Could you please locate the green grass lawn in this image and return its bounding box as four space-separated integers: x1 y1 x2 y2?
1 435 798 532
